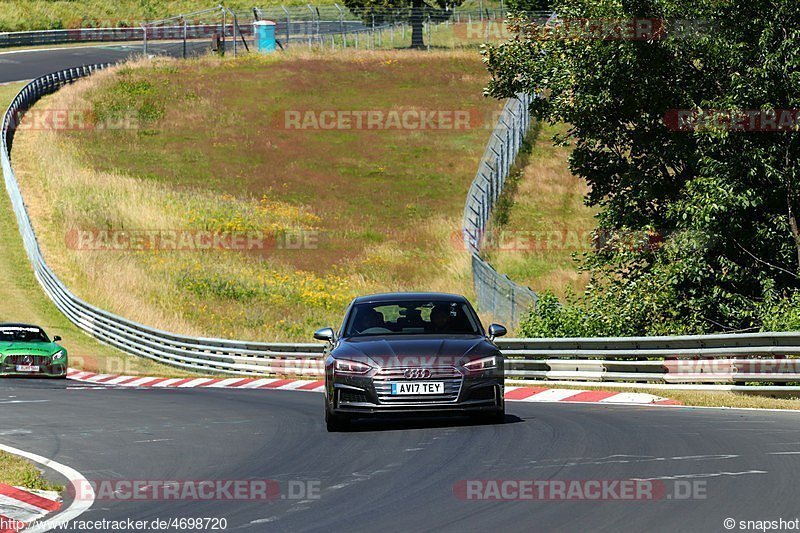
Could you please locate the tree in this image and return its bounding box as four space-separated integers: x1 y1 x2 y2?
505 0 552 13
343 0 464 49
485 0 800 335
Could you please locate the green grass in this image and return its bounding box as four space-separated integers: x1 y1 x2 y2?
0 451 62 491
14 51 502 341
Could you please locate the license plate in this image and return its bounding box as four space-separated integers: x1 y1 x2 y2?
15 365 39 372
391 382 444 395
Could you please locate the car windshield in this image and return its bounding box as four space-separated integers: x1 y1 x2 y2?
0 326 50 343
343 300 481 337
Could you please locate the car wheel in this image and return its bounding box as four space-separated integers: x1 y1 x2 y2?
325 406 349 432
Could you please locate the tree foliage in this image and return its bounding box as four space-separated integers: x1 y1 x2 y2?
484 0 800 335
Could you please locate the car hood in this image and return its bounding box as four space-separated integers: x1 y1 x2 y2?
331 335 499 367
0 341 60 355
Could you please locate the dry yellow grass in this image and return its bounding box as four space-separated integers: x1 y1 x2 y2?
484 122 596 298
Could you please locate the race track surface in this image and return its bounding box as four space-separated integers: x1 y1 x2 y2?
1 379 798 532
0 42 214 83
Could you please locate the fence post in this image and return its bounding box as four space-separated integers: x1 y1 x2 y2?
282 6 291 47
182 16 187 59
426 14 431 50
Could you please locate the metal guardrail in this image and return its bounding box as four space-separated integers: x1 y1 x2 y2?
463 93 538 326
499 336 800 391
5 67 800 393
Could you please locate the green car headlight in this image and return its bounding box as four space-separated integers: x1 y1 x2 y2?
52 349 66 361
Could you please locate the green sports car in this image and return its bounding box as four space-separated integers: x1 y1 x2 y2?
0 323 68 378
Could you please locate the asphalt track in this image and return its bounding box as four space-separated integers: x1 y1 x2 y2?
2 378 800 532
0 41 214 83
3 46 800 533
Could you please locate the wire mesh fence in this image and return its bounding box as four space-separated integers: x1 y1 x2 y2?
0 5 553 51
463 93 538 328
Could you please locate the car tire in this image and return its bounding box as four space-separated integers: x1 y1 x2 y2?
325 406 349 432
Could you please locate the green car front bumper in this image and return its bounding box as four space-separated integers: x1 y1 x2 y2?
0 355 68 377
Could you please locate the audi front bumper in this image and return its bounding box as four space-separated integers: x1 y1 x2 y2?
325 368 504 417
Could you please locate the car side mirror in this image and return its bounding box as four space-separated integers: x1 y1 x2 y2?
53 336 62 342
314 327 335 343
488 324 506 340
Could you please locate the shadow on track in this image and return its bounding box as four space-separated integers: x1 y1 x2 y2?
340 413 523 433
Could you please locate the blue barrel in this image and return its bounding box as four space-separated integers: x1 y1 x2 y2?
254 20 277 53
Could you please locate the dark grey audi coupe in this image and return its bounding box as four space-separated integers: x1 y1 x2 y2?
315 292 506 431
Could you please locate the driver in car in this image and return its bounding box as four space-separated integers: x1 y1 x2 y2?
428 304 452 333
354 308 385 333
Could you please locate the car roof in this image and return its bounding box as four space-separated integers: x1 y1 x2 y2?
0 323 43 330
352 292 470 304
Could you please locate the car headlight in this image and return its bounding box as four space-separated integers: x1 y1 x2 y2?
334 359 372 374
464 356 497 372
52 350 66 361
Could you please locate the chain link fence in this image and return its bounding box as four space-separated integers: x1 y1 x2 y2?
1 5 553 51
463 93 538 328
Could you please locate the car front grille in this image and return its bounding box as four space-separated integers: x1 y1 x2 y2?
4 355 51 366
373 366 463 404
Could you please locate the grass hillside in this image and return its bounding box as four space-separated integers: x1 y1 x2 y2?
482 122 595 298
0 82 204 375
13 50 502 341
